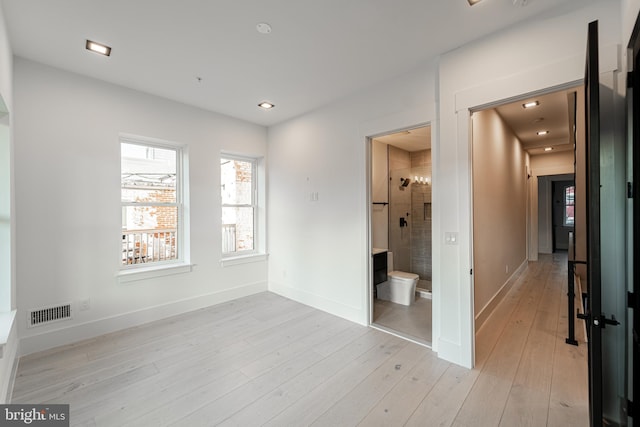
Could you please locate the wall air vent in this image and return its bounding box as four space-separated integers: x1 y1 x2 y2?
28 303 72 328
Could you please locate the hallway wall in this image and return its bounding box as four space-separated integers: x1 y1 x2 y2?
472 108 528 322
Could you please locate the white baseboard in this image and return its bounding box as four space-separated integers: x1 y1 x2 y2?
19 281 267 356
475 259 528 332
0 316 18 404
437 337 472 369
268 280 366 326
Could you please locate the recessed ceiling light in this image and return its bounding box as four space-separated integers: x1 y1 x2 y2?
86 40 111 56
537 130 549 136
256 23 272 34
544 147 554 152
258 101 275 109
468 0 483 5
523 101 539 109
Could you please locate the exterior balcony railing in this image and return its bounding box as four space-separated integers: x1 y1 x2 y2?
222 224 237 253
122 228 177 265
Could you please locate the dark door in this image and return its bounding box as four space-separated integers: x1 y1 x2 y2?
584 19 604 426
628 11 640 423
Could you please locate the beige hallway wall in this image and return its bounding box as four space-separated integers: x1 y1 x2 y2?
472 108 528 319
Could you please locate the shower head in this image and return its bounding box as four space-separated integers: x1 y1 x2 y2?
401 177 411 187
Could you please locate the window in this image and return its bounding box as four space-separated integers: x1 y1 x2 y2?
564 185 575 227
221 155 257 255
121 137 184 267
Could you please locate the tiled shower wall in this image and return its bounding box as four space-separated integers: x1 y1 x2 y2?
388 146 432 285
410 149 432 285
388 146 411 273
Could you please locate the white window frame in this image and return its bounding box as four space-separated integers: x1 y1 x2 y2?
118 134 191 281
221 154 259 258
563 184 575 227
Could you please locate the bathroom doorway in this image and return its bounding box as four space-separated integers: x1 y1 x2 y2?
370 125 432 346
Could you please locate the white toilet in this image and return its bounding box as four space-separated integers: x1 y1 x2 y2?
376 252 419 306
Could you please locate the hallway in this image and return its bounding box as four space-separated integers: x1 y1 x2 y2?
461 252 589 426
10 254 587 426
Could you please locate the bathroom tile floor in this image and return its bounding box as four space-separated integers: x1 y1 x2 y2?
373 295 432 345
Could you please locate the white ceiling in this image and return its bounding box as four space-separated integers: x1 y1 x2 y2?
2 0 598 127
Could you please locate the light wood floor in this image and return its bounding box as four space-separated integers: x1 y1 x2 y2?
12 253 587 426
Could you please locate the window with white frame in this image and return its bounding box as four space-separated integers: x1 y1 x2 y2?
564 184 575 227
121 137 184 267
221 155 257 255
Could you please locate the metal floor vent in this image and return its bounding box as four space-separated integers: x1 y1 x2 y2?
28 303 72 327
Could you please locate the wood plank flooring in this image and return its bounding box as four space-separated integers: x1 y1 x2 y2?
11 253 587 426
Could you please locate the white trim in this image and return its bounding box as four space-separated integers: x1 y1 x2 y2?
454 43 619 112
19 281 267 356
117 263 193 283
120 134 189 270
0 310 17 404
220 154 260 255
0 310 15 358
370 324 432 349
269 280 366 326
220 253 268 267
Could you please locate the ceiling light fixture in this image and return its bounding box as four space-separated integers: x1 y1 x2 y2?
523 101 539 109
256 23 272 34
537 130 549 136
86 40 111 56
544 147 554 152
258 101 275 109
467 0 483 5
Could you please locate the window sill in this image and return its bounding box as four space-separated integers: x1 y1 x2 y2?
0 310 16 359
220 253 268 267
117 263 193 284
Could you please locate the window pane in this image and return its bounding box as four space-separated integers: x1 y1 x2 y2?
564 185 575 226
122 205 178 264
222 206 254 252
122 143 176 203
565 185 575 206
221 158 253 205
565 205 575 226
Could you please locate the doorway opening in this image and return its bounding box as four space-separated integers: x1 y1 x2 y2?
369 125 432 346
470 85 581 333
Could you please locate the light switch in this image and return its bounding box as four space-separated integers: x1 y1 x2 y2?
445 232 458 245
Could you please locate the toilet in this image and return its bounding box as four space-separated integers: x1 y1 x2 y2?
376 252 419 306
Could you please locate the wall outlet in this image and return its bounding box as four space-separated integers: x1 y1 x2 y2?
79 299 90 311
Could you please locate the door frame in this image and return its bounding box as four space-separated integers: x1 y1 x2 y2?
626 10 640 423
359 105 434 343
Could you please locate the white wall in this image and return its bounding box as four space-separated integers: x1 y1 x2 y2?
623 0 640 48
0 0 17 404
267 64 436 328
13 58 268 355
437 1 620 367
